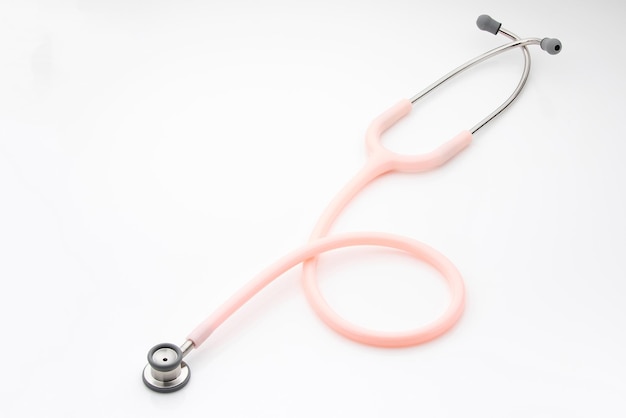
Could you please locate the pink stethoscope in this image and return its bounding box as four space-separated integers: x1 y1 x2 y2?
143 15 562 393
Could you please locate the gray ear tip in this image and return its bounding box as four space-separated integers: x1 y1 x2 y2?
541 38 563 55
476 14 501 35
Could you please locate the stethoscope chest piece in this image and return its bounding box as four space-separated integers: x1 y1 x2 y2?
142 343 191 393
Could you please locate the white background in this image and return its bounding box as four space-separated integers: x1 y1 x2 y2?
1 0 625 417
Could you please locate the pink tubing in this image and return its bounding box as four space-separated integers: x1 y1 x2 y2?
187 100 472 348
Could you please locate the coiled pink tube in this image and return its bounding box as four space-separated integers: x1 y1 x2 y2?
188 100 472 348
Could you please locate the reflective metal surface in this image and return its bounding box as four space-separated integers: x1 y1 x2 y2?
143 362 191 393
180 340 194 358
409 30 540 134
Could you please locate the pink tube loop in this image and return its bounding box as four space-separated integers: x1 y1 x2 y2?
187 100 472 348
187 232 464 347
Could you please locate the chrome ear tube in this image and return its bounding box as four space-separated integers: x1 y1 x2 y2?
410 14 561 134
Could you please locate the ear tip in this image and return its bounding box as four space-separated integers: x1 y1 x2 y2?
476 14 501 35
475 15 490 30
541 37 563 55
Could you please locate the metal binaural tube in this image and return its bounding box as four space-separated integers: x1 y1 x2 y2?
470 27 532 133
409 32 541 134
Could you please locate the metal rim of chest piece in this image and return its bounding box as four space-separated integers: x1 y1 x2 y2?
142 342 191 393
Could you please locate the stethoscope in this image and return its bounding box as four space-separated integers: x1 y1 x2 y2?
142 15 562 393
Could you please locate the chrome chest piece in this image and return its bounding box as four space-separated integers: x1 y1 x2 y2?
142 341 193 393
